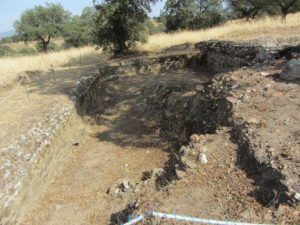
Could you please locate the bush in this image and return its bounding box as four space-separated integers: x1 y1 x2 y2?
61 41 72 49
193 11 227 29
0 45 16 57
145 19 166 35
163 0 226 31
62 16 94 48
48 42 61 51
35 42 60 52
0 35 22 44
18 47 38 55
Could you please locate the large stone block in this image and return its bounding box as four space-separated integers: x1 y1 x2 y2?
280 60 300 80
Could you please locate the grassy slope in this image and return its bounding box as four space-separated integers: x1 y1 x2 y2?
2 39 64 52
0 47 101 86
139 12 300 52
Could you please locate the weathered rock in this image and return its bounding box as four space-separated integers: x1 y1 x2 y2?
108 180 136 198
193 143 201 152
239 208 259 222
181 156 197 169
277 44 300 59
197 153 208 164
24 153 32 161
134 183 142 193
195 40 275 73
150 168 165 179
179 145 193 156
226 96 239 104
247 118 260 124
121 179 130 189
280 60 300 80
202 146 208 153
106 74 120 82
195 84 204 92
175 169 186 180
108 184 120 196
190 134 201 144
260 72 269 76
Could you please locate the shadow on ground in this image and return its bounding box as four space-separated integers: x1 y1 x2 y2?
88 71 208 149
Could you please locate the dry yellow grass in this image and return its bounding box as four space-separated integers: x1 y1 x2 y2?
5 39 64 51
0 46 101 86
139 12 300 52
2 12 300 85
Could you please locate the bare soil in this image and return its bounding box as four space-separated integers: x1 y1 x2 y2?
0 60 103 149
1 44 299 225
18 70 207 224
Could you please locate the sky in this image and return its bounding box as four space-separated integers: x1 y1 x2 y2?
0 0 165 33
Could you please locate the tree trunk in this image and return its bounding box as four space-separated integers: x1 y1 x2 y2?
115 39 128 55
276 0 298 22
281 8 288 22
41 36 51 52
281 13 287 22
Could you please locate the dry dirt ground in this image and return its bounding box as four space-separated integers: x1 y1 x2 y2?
1 45 300 225
18 65 300 225
17 69 210 224
131 62 300 225
0 55 106 149
135 132 294 225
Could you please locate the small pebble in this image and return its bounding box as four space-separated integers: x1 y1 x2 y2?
198 153 208 164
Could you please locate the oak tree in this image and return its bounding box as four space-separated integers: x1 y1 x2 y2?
14 3 71 52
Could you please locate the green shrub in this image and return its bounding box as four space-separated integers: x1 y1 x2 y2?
61 41 73 49
48 42 61 51
145 19 166 35
18 47 38 55
0 45 15 57
0 35 22 44
62 16 93 48
35 42 60 52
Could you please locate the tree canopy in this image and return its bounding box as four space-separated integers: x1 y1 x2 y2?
93 0 159 54
274 0 300 19
62 7 97 48
225 0 265 20
162 0 225 31
14 3 71 52
8 0 300 55
226 0 300 20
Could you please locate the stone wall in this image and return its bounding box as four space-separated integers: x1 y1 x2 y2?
0 105 85 225
195 40 275 73
0 70 102 225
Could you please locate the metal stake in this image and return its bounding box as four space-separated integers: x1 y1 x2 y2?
51 64 56 82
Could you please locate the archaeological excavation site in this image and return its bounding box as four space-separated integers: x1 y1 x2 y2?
0 40 300 225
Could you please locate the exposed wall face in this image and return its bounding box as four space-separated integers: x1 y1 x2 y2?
0 71 100 225
0 106 85 225
96 53 203 76
195 41 275 73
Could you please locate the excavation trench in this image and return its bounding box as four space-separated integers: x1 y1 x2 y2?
18 53 214 224
13 42 299 224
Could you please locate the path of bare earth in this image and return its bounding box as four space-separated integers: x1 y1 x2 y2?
17 66 210 224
